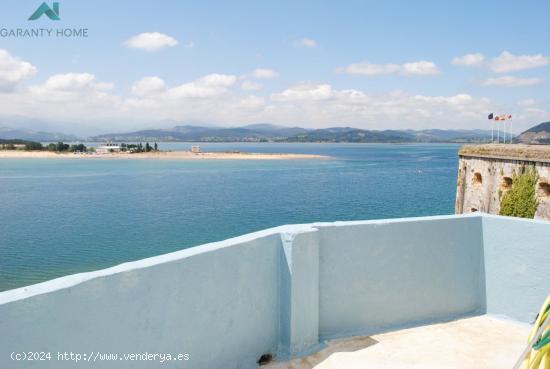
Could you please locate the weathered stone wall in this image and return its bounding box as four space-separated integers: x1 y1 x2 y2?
455 151 550 220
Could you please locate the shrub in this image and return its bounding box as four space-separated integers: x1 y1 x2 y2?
25 141 43 150
499 166 539 218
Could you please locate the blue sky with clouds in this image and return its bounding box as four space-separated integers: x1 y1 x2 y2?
0 0 549 134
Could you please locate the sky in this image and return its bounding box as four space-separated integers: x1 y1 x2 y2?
0 0 549 135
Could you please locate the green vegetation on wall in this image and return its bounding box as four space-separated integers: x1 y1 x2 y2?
499 166 539 218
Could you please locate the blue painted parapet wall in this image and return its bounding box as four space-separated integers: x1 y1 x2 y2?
0 214 548 368
481 216 550 322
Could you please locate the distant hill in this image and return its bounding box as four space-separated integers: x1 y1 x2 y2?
0 138 37 145
91 124 309 142
288 128 492 143
91 124 491 143
286 127 416 143
515 121 550 144
410 129 495 143
0 127 79 142
237 124 308 137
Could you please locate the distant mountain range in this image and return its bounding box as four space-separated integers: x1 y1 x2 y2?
0 123 495 143
90 124 492 143
286 127 493 143
8 119 550 144
0 127 79 142
90 124 309 142
515 121 550 144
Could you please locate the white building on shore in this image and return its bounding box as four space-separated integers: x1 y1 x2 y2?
96 142 121 154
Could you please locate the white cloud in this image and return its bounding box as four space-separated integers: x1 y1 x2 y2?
165 82 208 99
402 61 440 75
272 83 337 101
123 32 178 52
252 68 279 79
452 53 485 67
0 49 37 91
268 83 495 129
481 76 543 87
121 74 263 127
131 76 166 96
128 74 238 102
199 74 236 87
513 104 550 125
337 60 439 76
337 61 400 76
241 81 262 90
239 95 265 109
490 51 550 73
452 51 549 73
0 74 495 131
0 73 121 131
518 98 537 107
296 38 317 48
120 81 498 130
29 73 114 96
41 73 96 91
0 66 544 133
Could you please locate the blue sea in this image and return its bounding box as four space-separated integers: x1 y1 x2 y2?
0 143 459 291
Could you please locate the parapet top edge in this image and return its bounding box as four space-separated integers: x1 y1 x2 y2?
0 223 316 306
459 152 550 164
0 214 491 305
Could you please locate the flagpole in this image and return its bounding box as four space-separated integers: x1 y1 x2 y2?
504 121 508 143
491 121 494 143
497 122 500 143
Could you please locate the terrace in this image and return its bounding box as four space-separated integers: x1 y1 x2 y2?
0 214 548 368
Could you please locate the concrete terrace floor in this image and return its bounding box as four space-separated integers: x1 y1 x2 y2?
266 316 529 369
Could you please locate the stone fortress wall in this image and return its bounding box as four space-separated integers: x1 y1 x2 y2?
455 144 550 220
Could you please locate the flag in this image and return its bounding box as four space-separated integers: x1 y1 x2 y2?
488 113 494 120
494 114 512 121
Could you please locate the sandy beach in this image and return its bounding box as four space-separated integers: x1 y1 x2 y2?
0 150 330 160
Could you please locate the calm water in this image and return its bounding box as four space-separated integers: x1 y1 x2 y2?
0 143 459 291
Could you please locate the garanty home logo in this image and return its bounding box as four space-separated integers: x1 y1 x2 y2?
1 2 88 38
28 2 60 21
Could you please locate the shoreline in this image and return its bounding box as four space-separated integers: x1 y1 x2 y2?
0 150 330 160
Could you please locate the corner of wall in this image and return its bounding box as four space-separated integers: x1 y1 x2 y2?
277 227 321 360
478 214 550 323
477 215 488 315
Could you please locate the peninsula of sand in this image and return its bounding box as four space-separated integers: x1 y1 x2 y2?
0 150 330 160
